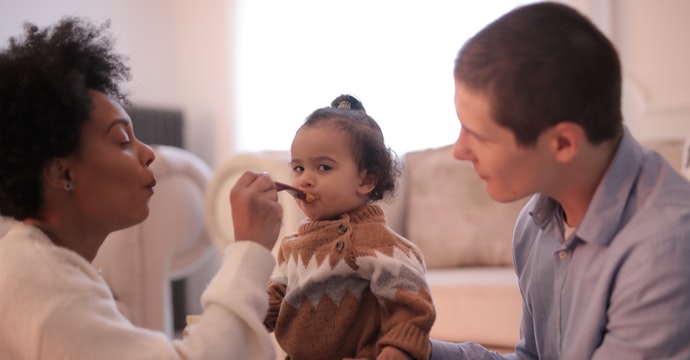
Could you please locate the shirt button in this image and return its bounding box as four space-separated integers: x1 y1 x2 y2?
558 251 568 260
337 224 348 234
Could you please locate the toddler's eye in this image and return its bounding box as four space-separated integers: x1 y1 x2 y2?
293 165 304 173
317 164 331 171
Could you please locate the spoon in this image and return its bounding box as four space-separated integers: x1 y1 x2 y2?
274 181 317 202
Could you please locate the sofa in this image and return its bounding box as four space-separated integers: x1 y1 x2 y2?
0 145 217 339
205 136 690 355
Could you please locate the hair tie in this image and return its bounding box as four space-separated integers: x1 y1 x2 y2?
337 100 351 110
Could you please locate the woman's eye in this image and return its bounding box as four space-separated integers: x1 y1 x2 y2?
115 127 132 148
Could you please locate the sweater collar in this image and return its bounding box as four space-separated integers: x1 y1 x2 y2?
298 204 384 234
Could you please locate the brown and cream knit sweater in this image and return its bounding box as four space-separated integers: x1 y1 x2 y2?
264 205 435 360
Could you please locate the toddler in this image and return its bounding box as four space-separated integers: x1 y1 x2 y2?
264 94 435 360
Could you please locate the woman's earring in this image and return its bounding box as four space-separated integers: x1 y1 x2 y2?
65 182 73 191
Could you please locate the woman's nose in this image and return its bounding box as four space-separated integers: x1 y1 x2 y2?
138 140 156 166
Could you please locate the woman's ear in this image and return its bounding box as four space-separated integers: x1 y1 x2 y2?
357 170 377 196
44 158 72 191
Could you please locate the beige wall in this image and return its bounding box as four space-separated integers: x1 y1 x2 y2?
168 1 235 167
616 0 690 142
567 0 690 142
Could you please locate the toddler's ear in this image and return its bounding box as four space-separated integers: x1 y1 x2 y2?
357 171 377 196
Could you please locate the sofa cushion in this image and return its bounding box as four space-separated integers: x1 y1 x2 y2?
403 145 528 268
426 267 521 347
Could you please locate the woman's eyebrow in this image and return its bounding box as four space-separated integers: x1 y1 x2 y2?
104 118 130 135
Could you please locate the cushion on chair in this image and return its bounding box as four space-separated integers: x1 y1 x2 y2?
403 145 528 268
147 145 215 279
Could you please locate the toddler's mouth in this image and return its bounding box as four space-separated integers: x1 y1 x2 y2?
274 181 317 203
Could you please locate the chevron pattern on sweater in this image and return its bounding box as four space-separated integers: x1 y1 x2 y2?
281 246 427 309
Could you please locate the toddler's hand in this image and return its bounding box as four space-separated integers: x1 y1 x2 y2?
342 346 412 360
376 346 413 360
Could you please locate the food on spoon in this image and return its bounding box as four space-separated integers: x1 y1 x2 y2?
274 181 318 203
183 314 201 337
304 192 317 203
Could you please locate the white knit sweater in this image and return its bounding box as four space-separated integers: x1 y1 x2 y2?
0 223 276 360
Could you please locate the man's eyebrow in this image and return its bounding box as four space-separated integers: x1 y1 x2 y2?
460 123 479 136
104 118 130 135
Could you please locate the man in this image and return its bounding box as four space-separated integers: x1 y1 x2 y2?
431 2 690 359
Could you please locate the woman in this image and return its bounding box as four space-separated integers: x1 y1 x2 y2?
0 17 282 359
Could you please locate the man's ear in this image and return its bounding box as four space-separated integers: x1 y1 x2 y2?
357 170 377 196
549 122 584 164
44 158 72 190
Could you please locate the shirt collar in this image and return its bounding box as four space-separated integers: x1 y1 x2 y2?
578 127 644 246
529 127 644 246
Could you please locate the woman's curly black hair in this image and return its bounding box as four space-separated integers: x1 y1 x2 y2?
0 17 131 220
300 94 402 202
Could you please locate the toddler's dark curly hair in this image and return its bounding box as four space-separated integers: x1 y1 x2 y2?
300 94 401 201
0 17 130 220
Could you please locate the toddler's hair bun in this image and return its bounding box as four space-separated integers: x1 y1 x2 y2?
330 94 365 112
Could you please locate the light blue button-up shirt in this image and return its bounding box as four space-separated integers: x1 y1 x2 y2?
431 128 690 359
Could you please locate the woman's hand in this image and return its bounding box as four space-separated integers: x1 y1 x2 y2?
230 171 282 250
